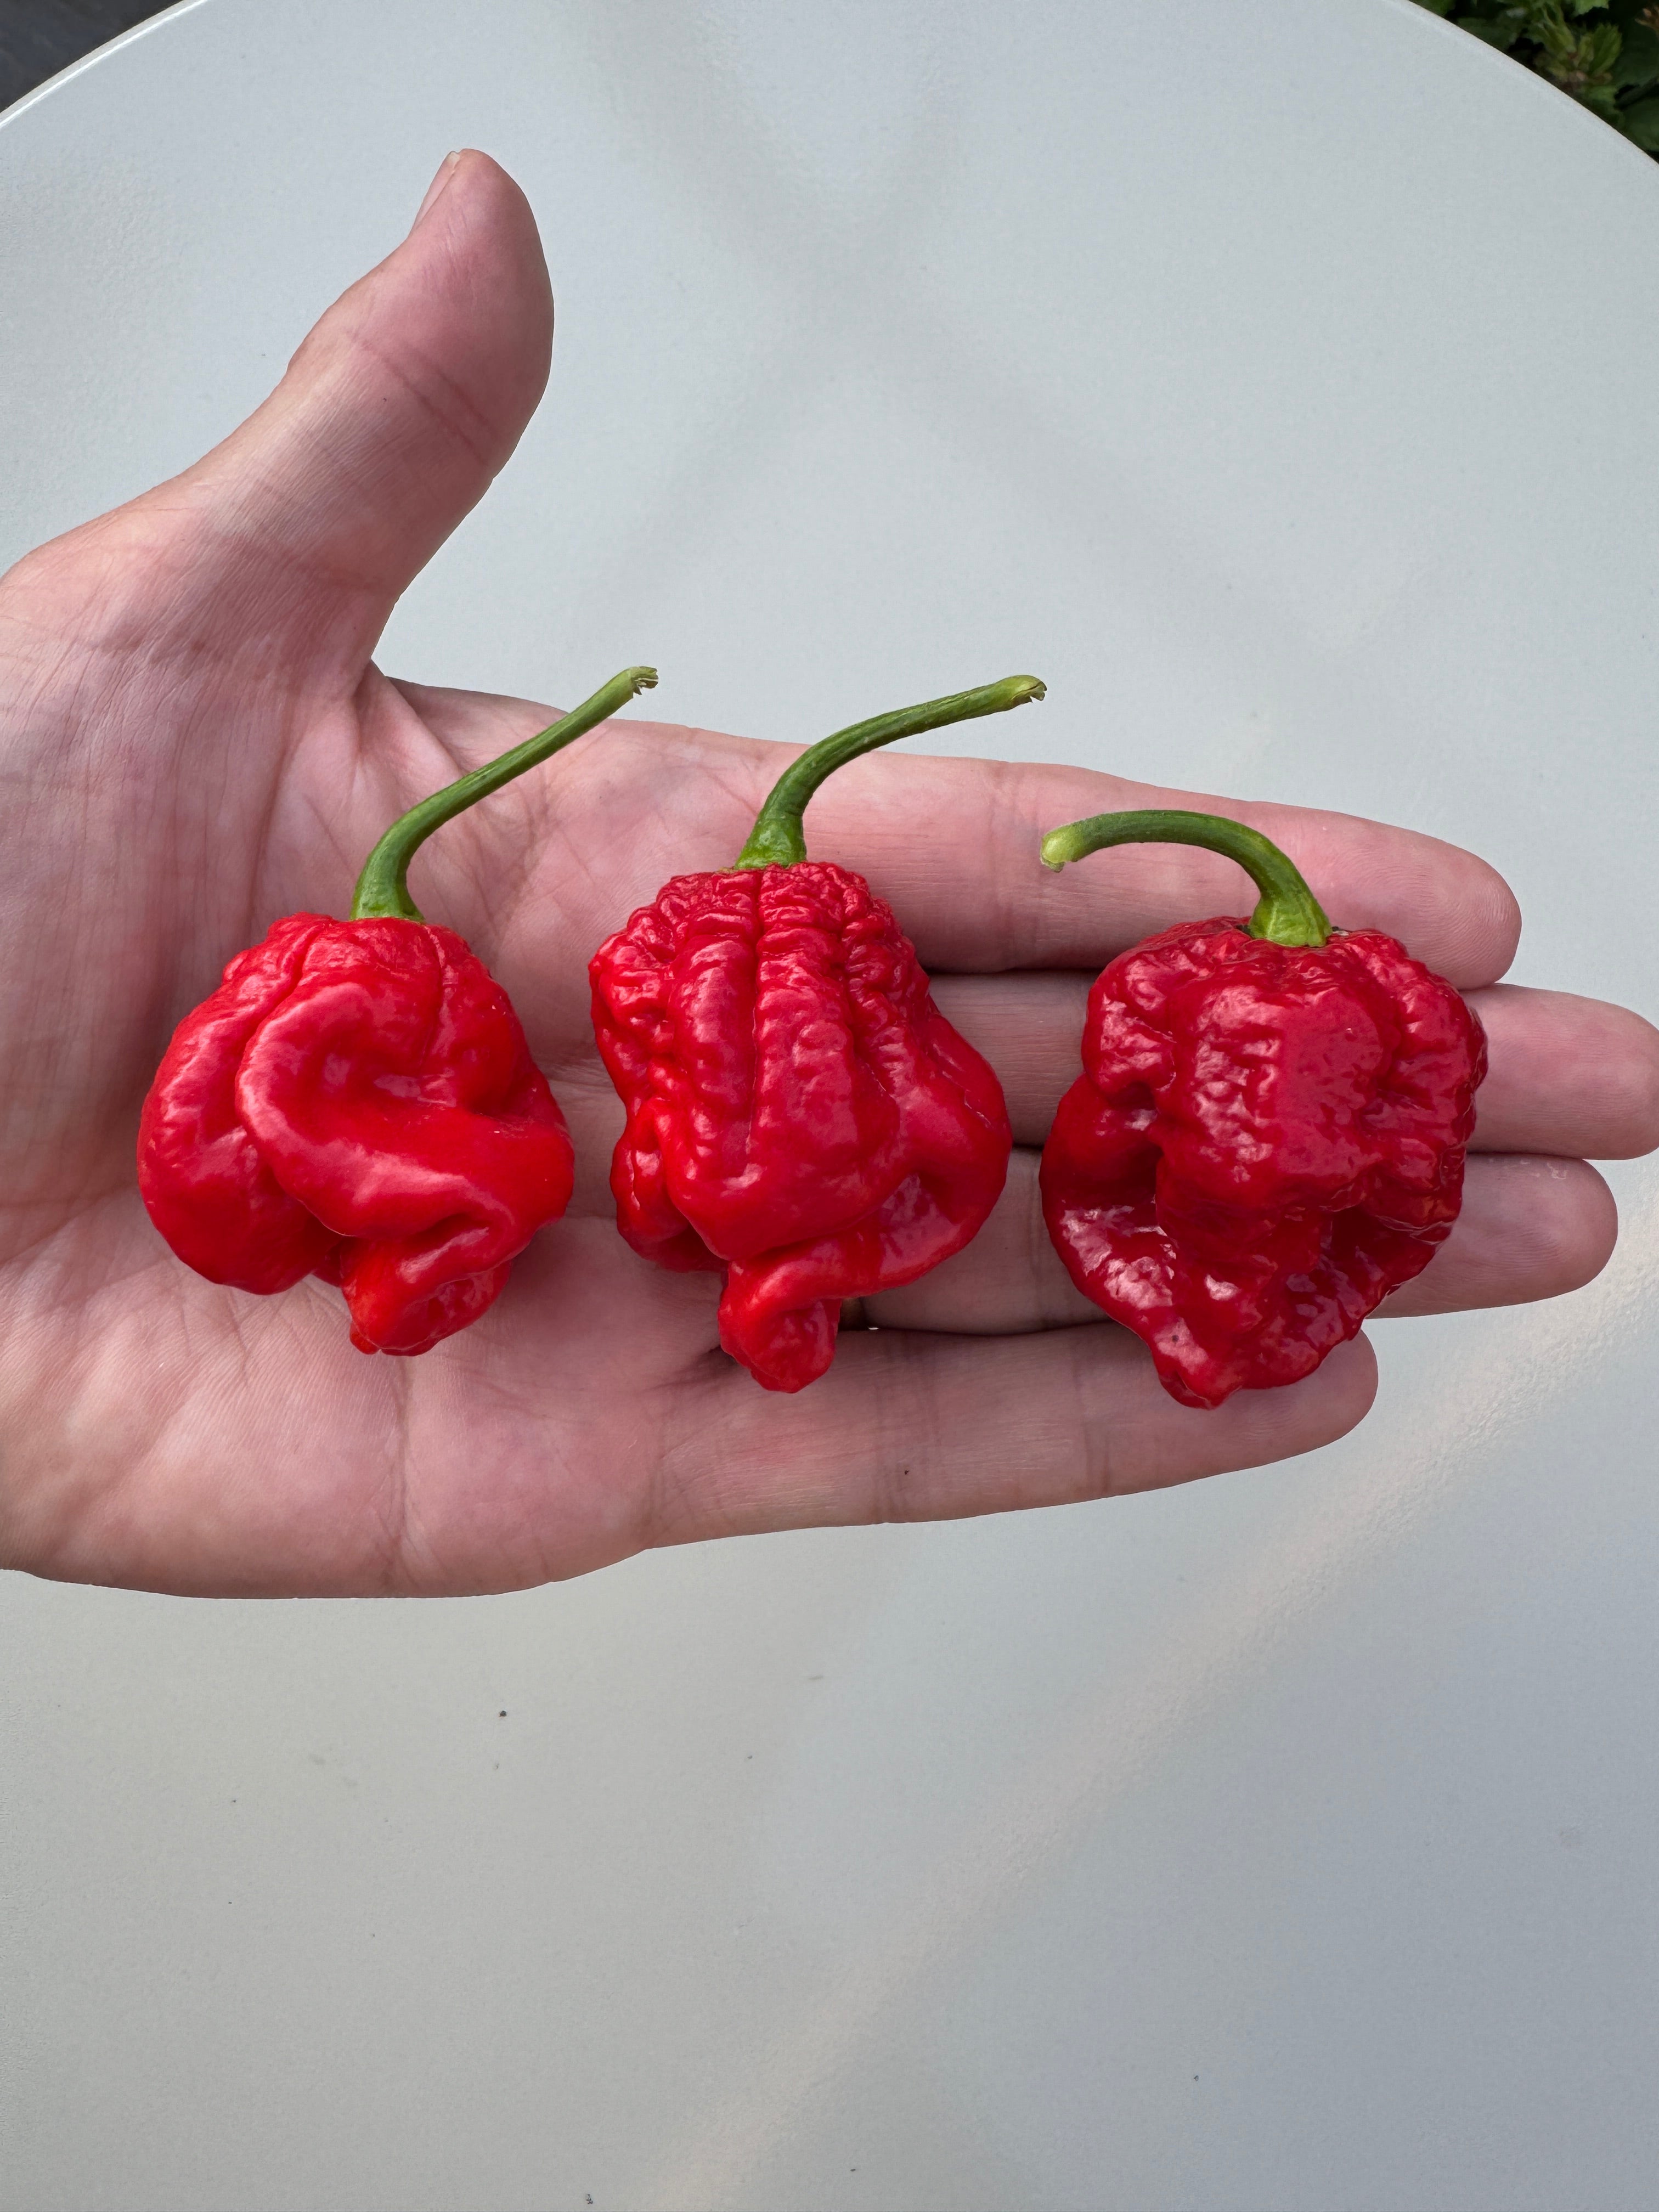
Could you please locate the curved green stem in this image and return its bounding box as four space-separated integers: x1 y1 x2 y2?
734 675 1046 870
352 666 658 921
1039 808 1330 947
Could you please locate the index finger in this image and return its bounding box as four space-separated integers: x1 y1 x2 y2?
806 748 1521 988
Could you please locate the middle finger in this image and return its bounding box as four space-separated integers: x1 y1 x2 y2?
930 975 1659 1161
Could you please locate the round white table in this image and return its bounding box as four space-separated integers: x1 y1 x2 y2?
2 2 1656 2204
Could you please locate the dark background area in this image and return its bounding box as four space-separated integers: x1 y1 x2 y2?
2 0 169 110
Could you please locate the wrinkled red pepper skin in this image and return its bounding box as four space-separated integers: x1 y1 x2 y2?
138 913 574 1355
1040 919 1486 1409
590 860 1012 1392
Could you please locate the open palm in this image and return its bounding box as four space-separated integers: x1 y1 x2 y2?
1 153 1653 1598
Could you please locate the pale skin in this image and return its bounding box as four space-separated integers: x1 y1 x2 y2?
1 153 1654 1600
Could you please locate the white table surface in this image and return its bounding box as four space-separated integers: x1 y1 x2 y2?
2 2 1656 2205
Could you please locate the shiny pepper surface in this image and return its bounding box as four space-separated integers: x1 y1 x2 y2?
139 914 573 1355
1038 810 1486 1410
589 675 1043 1392
138 667 656 1354
592 859 1011 1392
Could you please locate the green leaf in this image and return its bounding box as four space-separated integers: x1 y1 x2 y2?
1585 23 1624 68
1502 0 1562 33
1619 91 1659 140
1410 0 1457 14
1613 25 1659 83
1455 15 1522 42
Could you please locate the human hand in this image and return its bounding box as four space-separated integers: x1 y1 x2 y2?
1 153 1652 1596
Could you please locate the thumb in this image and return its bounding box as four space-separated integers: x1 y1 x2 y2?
98 151 552 670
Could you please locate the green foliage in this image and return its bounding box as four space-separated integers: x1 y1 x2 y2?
1410 0 1659 149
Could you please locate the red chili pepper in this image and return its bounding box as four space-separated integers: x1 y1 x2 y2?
1037 810 1487 1409
138 667 658 1355
590 678 1042 1392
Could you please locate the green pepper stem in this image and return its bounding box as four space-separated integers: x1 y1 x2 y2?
351 666 658 921
733 675 1046 870
1039 808 1331 948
